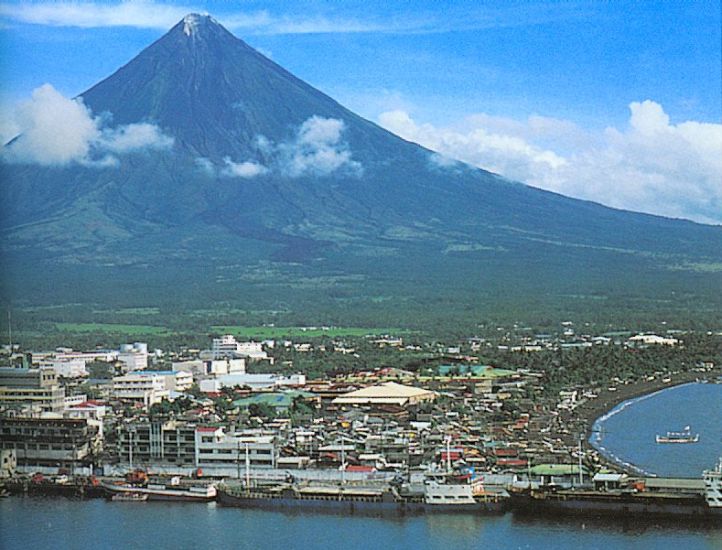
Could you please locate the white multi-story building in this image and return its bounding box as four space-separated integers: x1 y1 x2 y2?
36 357 88 378
211 335 270 363
199 373 305 393
194 427 277 469
117 343 149 372
144 370 194 392
204 357 246 376
112 372 169 407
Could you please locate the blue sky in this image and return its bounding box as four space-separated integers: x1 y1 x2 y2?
1 1 721 223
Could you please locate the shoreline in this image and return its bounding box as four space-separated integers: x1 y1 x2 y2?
570 368 722 475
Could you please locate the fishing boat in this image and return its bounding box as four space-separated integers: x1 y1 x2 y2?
656 426 699 444
102 480 216 502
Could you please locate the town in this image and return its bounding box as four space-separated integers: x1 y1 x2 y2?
2 322 719 502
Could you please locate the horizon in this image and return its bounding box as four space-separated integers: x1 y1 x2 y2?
0 0 720 224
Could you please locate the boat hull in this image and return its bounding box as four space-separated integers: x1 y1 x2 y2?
217 488 506 515
509 491 722 518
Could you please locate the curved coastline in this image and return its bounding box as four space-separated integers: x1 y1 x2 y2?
576 368 722 475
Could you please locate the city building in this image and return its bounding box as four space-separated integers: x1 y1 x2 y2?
199 373 306 393
195 427 278 469
117 343 149 372
112 372 169 407
0 417 100 473
211 335 270 363
0 367 65 413
117 420 197 468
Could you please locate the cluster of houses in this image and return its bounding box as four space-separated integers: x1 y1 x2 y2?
0 329 697 483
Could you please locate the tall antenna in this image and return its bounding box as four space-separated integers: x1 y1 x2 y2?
7 310 11 352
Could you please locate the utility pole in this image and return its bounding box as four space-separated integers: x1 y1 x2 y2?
236 439 241 481
245 442 250 494
129 428 134 472
341 438 346 485
578 434 584 486
7 310 11 353
445 436 452 473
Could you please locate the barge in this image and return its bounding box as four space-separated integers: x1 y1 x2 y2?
218 473 508 515
510 459 722 519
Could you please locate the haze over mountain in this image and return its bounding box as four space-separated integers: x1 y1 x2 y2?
1 14 721 327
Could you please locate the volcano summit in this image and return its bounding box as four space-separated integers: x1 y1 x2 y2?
1 14 721 327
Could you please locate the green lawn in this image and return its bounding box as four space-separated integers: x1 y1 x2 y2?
210 325 409 338
54 322 170 335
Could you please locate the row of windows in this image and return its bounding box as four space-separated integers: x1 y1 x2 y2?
1 442 86 451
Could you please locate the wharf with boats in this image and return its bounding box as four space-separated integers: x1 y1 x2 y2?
3 459 721 521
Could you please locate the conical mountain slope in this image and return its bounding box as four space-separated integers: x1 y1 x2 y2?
1 14 721 322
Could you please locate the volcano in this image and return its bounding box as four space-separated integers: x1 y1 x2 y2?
1 14 721 326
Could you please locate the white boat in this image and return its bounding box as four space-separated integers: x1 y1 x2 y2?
655 426 699 444
103 482 216 502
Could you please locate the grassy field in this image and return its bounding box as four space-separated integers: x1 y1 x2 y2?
54 322 171 335
210 325 410 338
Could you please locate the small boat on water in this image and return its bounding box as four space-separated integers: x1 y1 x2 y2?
656 426 699 444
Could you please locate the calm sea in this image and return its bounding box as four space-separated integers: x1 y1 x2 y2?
590 382 722 477
2 382 721 549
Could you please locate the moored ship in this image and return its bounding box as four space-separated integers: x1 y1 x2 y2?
510 459 722 519
102 480 216 502
217 472 508 515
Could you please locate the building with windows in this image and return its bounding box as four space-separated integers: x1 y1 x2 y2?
117 420 197 468
112 372 169 407
117 343 149 372
0 417 100 473
115 421 279 473
0 367 65 413
211 335 270 362
195 427 278 469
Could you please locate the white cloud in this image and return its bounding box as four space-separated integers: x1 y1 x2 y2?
221 157 267 178
194 116 361 180
378 102 722 224
279 116 361 177
99 122 174 153
0 1 592 35
2 84 173 167
0 1 195 29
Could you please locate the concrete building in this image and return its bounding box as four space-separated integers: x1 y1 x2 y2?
117 420 197 468
199 373 306 393
112 372 169 407
117 343 149 372
211 335 270 363
0 417 99 473
140 370 193 392
35 356 88 378
195 427 278 469
627 334 679 347
0 367 65 413
65 400 108 421
115 422 278 472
